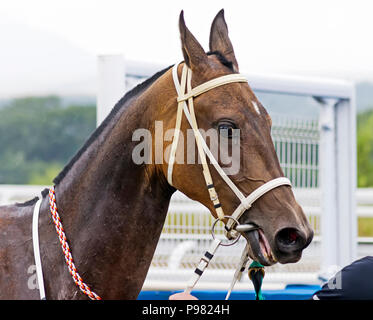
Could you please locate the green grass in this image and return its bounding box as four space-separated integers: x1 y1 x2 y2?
358 217 373 237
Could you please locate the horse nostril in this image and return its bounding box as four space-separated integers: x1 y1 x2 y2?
275 228 306 253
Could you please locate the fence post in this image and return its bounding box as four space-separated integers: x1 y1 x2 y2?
319 98 338 270
96 54 126 127
334 97 357 267
319 95 357 270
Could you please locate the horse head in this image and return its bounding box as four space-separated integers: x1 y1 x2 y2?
157 10 313 266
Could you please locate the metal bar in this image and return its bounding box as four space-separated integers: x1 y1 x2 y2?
125 59 354 99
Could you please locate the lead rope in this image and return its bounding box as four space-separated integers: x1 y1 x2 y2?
48 187 101 300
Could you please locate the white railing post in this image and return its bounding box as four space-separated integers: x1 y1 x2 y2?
96 54 126 127
319 95 357 270
335 97 357 267
319 98 338 269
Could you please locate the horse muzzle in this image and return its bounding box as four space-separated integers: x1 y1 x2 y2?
242 227 278 266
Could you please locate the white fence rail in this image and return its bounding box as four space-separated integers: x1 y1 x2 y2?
1 185 371 221
0 184 370 289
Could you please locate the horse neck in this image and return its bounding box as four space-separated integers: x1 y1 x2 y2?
43 69 175 299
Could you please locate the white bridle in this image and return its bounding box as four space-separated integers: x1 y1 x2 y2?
168 62 292 238
30 62 292 301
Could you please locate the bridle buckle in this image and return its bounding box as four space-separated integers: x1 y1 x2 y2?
211 216 241 246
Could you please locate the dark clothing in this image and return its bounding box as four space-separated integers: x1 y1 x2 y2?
312 256 373 300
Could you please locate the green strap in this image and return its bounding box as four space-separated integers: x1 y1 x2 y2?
248 261 265 300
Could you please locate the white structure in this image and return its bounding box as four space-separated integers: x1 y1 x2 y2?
319 98 357 269
96 56 357 287
96 55 126 126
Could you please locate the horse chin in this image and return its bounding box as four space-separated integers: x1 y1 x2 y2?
242 229 278 267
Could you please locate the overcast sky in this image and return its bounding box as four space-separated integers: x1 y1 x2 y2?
0 0 372 98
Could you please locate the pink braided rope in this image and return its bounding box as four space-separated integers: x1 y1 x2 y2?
49 187 101 300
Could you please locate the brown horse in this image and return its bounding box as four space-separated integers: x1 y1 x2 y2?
0 10 313 299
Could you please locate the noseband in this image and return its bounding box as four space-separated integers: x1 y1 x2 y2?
168 62 292 239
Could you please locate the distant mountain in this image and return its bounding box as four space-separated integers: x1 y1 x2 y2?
0 96 96 110
1 81 371 119
0 23 96 98
0 20 371 116
0 99 9 109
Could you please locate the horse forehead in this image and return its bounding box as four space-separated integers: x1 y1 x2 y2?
193 66 262 115
202 90 262 120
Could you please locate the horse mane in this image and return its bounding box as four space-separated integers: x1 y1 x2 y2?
15 188 50 207
207 50 235 72
52 65 173 186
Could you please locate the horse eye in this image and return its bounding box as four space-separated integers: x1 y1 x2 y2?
218 122 236 139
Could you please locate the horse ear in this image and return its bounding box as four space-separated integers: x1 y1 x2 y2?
209 9 239 72
179 11 208 70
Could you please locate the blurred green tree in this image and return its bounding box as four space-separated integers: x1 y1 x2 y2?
0 96 96 185
0 95 372 188
357 109 373 187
